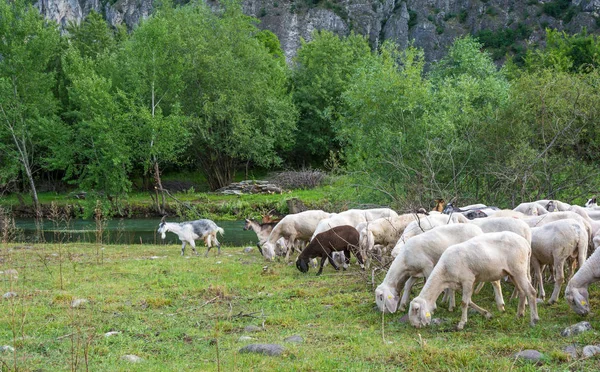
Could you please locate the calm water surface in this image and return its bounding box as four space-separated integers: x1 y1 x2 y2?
14 218 258 246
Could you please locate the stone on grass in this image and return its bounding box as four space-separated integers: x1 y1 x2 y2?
3 292 17 299
239 344 284 356
104 331 121 337
561 321 592 337
562 344 578 359
243 247 254 253
71 299 89 308
284 335 303 344
582 345 600 358
1 345 15 353
514 349 544 364
244 325 263 333
238 336 254 342
2 269 18 278
121 354 143 363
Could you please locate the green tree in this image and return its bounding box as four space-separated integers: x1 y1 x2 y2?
0 0 61 214
115 6 189 213
177 3 297 190
291 30 371 166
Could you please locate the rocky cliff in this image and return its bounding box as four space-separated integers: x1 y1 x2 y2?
35 0 600 62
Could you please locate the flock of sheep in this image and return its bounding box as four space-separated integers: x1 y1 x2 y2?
158 197 600 330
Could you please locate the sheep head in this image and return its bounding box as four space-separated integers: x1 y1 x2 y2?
296 258 309 273
261 242 276 261
409 297 432 328
157 220 167 240
565 285 590 316
375 285 399 313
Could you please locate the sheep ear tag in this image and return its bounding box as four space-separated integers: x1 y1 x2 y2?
425 312 431 318
581 300 587 305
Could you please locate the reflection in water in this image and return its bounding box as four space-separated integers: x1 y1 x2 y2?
13 218 258 246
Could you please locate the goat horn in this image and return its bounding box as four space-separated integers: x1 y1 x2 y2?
160 215 167 223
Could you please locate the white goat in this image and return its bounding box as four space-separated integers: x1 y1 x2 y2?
408 232 539 330
530 219 588 304
158 218 224 257
375 224 487 313
390 213 469 257
261 210 332 261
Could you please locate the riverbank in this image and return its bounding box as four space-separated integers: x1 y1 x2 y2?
1 180 359 220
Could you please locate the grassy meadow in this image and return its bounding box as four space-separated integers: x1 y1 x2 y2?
1 242 600 371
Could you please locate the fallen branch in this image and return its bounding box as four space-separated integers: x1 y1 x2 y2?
165 296 219 316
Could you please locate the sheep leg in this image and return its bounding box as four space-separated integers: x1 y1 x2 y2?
353 246 365 270
467 301 492 320
327 253 341 271
511 273 539 326
531 258 545 300
458 282 475 330
342 249 350 270
490 280 505 312
316 255 332 276
474 282 485 294
285 234 297 262
548 258 565 305
398 275 416 311
212 232 222 255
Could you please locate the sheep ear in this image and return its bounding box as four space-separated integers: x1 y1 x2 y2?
385 295 399 314
411 303 420 314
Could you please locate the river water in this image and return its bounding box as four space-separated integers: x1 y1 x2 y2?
13 218 259 247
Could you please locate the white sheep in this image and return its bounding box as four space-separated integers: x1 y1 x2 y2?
261 210 332 261
390 213 469 257
375 224 487 313
469 217 532 243
564 246 600 315
523 211 593 247
513 202 548 216
535 199 571 212
530 219 588 304
311 208 398 240
569 205 600 238
158 218 224 257
408 232 539 330
358 213 427 267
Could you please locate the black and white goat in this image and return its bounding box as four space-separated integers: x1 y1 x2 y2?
158 217 224 257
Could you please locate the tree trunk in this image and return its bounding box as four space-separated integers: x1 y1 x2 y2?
153 159 166 215
198 151 236 191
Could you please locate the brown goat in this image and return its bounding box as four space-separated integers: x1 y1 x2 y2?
296 225 363 276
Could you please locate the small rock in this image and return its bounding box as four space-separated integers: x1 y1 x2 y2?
244 325 263 333
514 349 544 364
71 299 89 308
121 354 143 363
104 331 121 337
238 336 254 342
216 261 222 264
3 292 17 299
284 335 303 344
239 344 284 356
1 345 15 353
431 318 446 326
149 256 166 260
562 344 578 359
323 305 333 309
582 345 600 358
243 247 254 253
561 321 592 337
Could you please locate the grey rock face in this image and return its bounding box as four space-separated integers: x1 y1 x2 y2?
561 321 592 337
33 0 600 64
239 343 284 356
283 335 303 343
562 344 578 359
244 325 263 333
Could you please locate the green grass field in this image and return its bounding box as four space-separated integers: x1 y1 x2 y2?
1 243 599 371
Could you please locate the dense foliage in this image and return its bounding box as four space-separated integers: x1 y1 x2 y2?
1 0 600 211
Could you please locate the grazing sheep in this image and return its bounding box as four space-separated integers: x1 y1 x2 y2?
524 212 593 249
261 210 332 261
408 232 539 330
514 202 549 216
311 208 398 239
536 199 571 212
530 219 588 304
375 224 486 313
569 205 600 238
296 225 363 276
390 214 469 257
358 213 427 268
565 247 600 315
469 217 532 243
158 218 224 257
